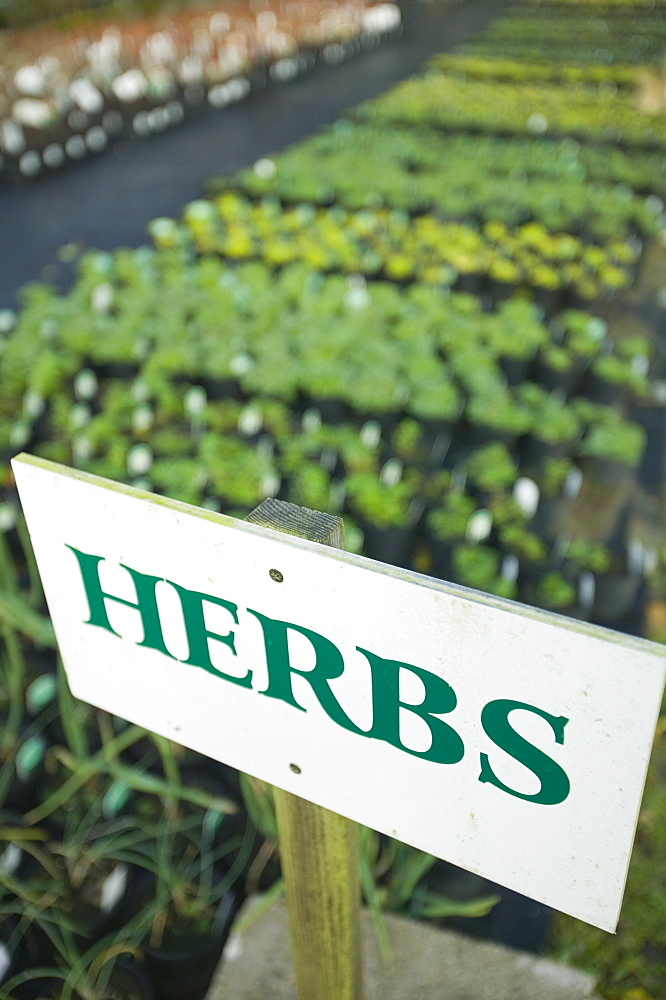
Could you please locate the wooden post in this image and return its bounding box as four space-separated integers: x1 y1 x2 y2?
246 499 363 1000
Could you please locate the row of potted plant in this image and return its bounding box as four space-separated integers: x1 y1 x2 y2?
0 0 401 181
222 119 666 203
220 120 663 239
0 253 652 451
14 364 648 494
0 344 651 612
525 0 666 6
460 39 663 69
144 193 642 303
356 71 666 148
482 6 666 37
462 4 666 65
0 245 653 612
2 357 651 619
427 53 641 87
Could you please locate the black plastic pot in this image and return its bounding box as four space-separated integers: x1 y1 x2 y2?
94 362 142 381
531 285 565 318
499 356 531 387
71 861 135 946
591 571 644 626
577 369 629 408
4 918 59 1000
360 521 416 569
424 861 553 954
178 760 247 841
417 419 456 468
462 421 517 451
518 433 574 475
89 957 157 1000
530 494 567 542
203 377 244 403
140 889 238 1000
297 395 350 426
531 356 586 397
455 271 484 295
425 535 456 582
480 883 554 954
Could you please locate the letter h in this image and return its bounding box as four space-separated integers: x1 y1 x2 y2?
66 545 171 656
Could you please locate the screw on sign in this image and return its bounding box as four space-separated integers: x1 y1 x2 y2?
12 454 666 1000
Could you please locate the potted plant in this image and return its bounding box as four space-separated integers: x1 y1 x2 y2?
533 343 580 396
0 907 155 1000
576 414 647 486
516 384 581 469
561 538 612 577
464 384 532 448
359 825 499 935
118 809 245 1000
530 457 579 541
525 571 584 619
285 462 333 512
425 491 477 581
345 467 419 568
590 559 647 628
334 426 381 477
489 299 547 385
464 443 518 499
452 543 516 600
580 352 650 407
0 506 58 817
390 419 429 469
198 434 280 512
498 523 548 566
405 377 462 461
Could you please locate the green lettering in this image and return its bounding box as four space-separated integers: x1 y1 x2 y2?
357 647 464 765
247 610 363 735
66 545 172 657
170 583 247 686
479 699 570 805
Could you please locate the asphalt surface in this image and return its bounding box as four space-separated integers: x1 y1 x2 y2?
0 0 510 309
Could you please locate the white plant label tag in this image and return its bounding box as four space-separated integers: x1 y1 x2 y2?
13 454 666 932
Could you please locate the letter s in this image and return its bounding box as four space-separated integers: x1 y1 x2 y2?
479 699 570 806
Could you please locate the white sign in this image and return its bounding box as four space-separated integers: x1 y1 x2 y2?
13 454 665 932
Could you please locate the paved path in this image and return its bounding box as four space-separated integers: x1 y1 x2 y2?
0 0 510 309
208 898 602 1000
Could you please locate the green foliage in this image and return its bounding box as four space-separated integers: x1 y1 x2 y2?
346 472 414 529
223 121 660 240
427 493 477 542
465 443 518 494
564 539 612 574
549 711 666 999
517 384 581 445
358 72 666 148
499 524 548 564
577 417 647 467
452 544 516 599
538 457 576 496
359 826 499 946
534 572 577 611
